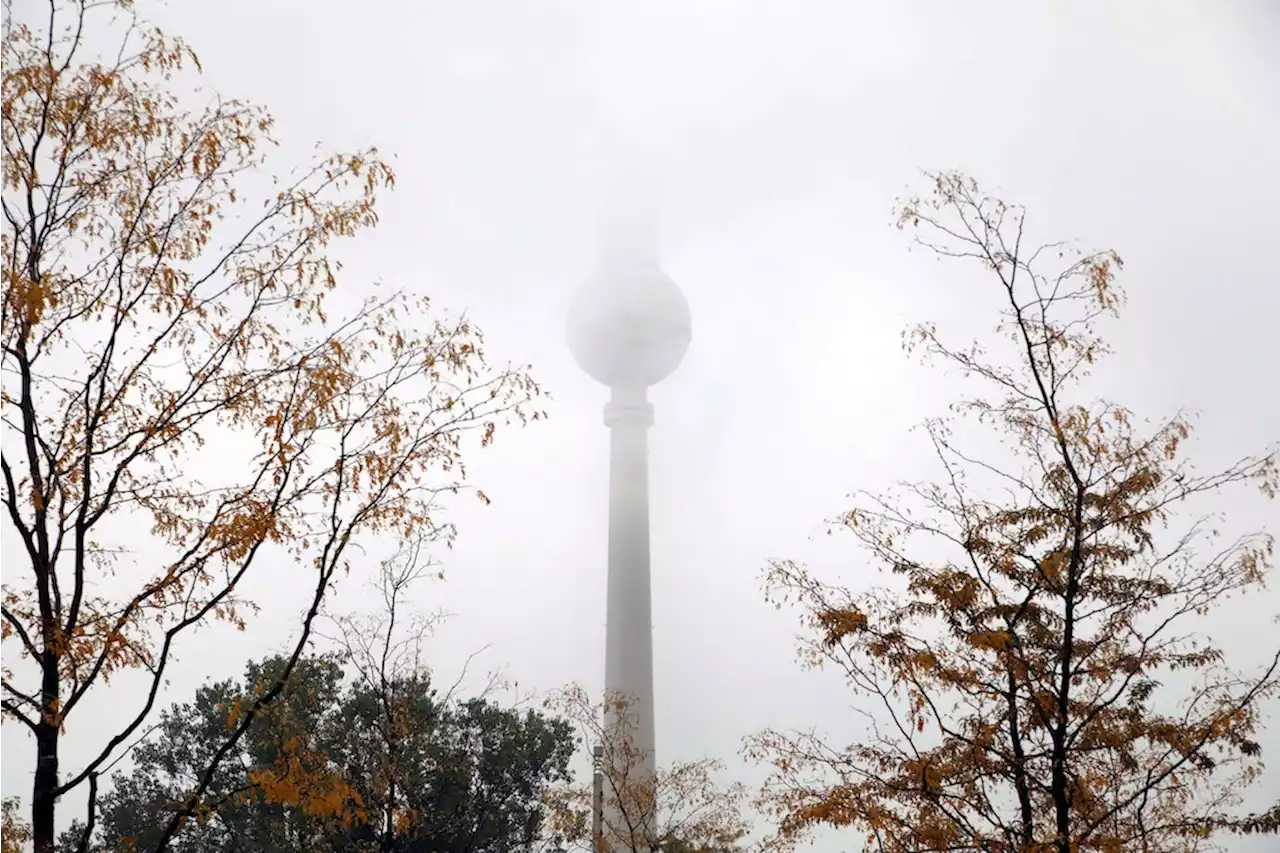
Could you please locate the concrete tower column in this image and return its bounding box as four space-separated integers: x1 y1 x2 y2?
568 249 691 853
603 383 657 836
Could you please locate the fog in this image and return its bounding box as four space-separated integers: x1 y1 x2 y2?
3 0 1279 850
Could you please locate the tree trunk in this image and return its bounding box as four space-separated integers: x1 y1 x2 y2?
33 720 59 853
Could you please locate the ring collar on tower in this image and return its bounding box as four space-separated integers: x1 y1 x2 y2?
604 385 654 428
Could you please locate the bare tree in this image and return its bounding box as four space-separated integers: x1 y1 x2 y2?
544 686 752 853
316 535 506 848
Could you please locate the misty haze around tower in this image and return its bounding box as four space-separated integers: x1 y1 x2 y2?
2 2 1279 852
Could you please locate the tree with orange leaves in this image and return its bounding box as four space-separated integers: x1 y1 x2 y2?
746 173 1279 853
1 1 541 850
3 799 32 853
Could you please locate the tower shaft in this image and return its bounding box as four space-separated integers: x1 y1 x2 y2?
602 383 657 851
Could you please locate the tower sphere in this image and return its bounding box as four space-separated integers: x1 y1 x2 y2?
568 255 692 388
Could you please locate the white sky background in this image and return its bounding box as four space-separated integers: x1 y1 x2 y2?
3 0 1279 850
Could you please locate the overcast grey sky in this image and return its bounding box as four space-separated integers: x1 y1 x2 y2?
3 0 1279 849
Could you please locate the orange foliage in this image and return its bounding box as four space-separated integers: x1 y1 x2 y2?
246 735 365 825
747 173 1279 853
2 799 32 853
0 1 542 850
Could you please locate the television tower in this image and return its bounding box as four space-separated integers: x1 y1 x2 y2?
567 214 691 852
